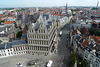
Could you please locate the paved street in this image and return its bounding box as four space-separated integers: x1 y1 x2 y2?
49 24 71 67
0 24 70 67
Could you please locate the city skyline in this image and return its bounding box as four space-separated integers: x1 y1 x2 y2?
0 0 100 8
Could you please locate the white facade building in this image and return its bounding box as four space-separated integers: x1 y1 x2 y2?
0 48 14 58
7 17 16 21
0 40 27 58
58 17 69 29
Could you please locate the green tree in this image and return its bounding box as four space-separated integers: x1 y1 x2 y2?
16 31 22 38
0 20 5 23
70 51 77 59
92 7 98 10
8 13 10 15
72 14 76 16
81 59 88 67
89 30 100 36
71 9 80 12
99 22 100 28
69 57 77 67
69 51 77 67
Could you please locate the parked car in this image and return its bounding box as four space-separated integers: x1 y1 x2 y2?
17 63 22 67
54 49 58 54
27 60 36 66
59 31 62 37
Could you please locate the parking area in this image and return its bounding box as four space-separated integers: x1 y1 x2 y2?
0 54 49 67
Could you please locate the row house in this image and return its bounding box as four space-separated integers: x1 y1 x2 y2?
71 26 100 67
58 17 69 29
84 36 100 67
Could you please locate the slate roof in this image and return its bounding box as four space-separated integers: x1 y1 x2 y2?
21 33 27 38
0 43 12 50
30 13 40 23
0 34 8 37
12 40 26 45
0 40 26 50
43 14 49 20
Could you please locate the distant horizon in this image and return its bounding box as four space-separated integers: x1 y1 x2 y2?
0 0 100 8
0 6 100 9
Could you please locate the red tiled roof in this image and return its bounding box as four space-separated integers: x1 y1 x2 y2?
95 22 99 25
12 17 15 19
77 29 81 34
5 21 13 24
82 27 89 34
52 13 63 16
81 40 89 48
83 27 86 30
22 25 28 34
96 36 100 40
72 29 81 35
90 36 100 43
90 22 93 23
0 14 3 17
72 30 77 35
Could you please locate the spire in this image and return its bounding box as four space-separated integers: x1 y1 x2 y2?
66 3 67 11
65 3 68 15
22 11 25 23
36 7 39 12
97 1 99 8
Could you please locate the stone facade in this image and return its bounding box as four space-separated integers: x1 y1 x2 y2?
27 15 57 55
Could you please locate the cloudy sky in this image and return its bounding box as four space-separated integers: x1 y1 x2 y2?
0 0 99 8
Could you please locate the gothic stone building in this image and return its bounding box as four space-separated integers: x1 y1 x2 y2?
27 14 57 55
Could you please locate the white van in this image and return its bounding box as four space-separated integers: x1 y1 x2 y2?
47 60 53 67
59 31 62 37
